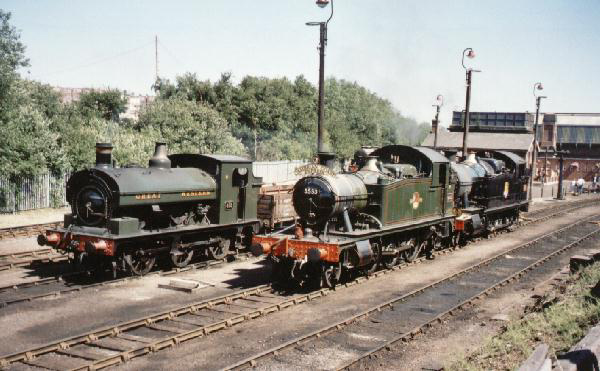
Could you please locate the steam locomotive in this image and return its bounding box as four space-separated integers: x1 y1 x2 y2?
38 142 262 275
251 144 529 287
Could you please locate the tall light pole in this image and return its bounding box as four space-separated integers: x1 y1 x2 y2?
461 48 481 159
307 0 335 166
528 82 547 201
432 94 443 150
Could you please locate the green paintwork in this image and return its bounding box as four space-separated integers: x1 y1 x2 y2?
169 154 262 225
119 192 215 206
367 146 455 227
108 217 140 235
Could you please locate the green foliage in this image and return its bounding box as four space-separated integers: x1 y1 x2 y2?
154 73 428 161
0 79 66 176
77 89 127 121
0 9 29 122
0 10 429 175
449 262 600 371
136 98 246 156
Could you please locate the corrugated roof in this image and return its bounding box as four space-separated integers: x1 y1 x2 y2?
557 126 600 144
422 130 533 151
553 113 600 127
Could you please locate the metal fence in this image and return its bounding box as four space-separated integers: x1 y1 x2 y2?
0 160 307 213
252 160 307 185
0 172 70 213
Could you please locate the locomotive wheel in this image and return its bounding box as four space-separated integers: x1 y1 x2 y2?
366 242 382 274
207 239 230 260
169 237 194 268
125 250 156 276
322 262 342 288
382 243 401 269
170 248 193 268
400 238 420 263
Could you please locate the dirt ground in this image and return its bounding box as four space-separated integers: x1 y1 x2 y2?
0 207 69 228
349 245 598 370
114 205 600 370
1 199 598 370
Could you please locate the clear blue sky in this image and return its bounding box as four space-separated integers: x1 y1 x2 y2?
3 0 600 125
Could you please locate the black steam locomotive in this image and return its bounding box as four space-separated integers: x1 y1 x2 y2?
38 142 262 275
252 144 529 287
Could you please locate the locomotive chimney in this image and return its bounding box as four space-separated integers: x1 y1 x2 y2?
464 152 477 165
360 156 380 172
149 141 171 169
95 143 113 169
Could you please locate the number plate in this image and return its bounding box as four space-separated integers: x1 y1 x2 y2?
304 187 319 195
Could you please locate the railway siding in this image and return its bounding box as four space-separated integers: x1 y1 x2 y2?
2 210 600 370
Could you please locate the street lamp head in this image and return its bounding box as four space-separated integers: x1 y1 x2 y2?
316 0 330 8
533 82 545 97
462 48 476 69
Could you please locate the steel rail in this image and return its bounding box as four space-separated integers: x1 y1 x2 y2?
0 252 256 308
1 213 598 370
0 250 68 271
334 230 600 370
0 196 596 294
0 221 62 241
223 217 600 370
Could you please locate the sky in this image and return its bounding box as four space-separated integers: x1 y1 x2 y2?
3 0 600 125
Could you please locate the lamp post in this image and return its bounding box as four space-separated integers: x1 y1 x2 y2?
307 0 335 166
528 82 547 201
432 94 443 150
461 48 481 159
555 147 568 200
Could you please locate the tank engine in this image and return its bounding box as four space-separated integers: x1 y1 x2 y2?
38 142 262 275
451 151 529 236
252 145 456 287
252 145 529 288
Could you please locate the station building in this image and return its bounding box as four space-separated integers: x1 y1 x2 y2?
422 111 600 182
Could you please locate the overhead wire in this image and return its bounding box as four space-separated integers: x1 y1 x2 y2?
38 41 154 78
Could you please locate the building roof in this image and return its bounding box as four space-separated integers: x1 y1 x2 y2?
422 130 533 152
551 113 600 127
557 126 600 144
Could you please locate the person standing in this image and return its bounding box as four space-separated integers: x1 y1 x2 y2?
577 177 585 195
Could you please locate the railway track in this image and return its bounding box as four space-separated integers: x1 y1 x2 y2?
0 195 594 244
0 248 67 271
224 218 600 370
0 252 255 308
0 196 595 274
0 197 597 309
1 212 599 370
0 221 62 241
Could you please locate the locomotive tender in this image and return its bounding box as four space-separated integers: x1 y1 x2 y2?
38 142 262 275
251 144 529 287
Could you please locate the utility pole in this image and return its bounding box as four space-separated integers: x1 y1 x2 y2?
556 148 568 200
155 35 159 82
432 95 443 150
307 0 336 168
529 83 547 201
460 48 480 160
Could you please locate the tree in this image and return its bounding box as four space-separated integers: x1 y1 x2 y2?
0 80 66 176
0 10 29 121
78 89 127 121
137 98 246 156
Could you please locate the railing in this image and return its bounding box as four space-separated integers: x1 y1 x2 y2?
0 160 308 213
252 160 307 185
0 172 70 213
